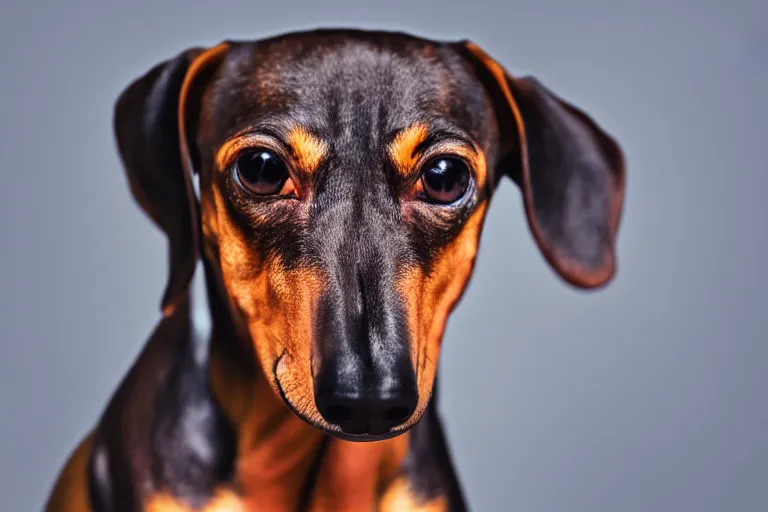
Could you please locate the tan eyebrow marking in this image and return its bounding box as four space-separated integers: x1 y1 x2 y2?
388 123 430 176
288 126 328 174
214 127 328 175
215 137 252 170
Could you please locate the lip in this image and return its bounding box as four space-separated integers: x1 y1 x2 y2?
272 354 415 442
324 429 409 443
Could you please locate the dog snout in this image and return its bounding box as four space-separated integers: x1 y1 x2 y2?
312 262 417 436
314 354 418 436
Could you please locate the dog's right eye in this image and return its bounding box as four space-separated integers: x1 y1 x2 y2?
233 149 294 197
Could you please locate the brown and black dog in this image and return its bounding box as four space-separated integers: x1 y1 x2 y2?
45 29 625 512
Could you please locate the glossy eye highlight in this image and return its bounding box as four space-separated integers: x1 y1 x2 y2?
233 149 294 197
419 157 471 204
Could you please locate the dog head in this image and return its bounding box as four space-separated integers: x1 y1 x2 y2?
114 29 624 441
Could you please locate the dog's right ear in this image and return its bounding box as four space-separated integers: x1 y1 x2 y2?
114 44 229 316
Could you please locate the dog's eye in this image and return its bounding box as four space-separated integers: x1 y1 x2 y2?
233 149 293 196
419 157 471 204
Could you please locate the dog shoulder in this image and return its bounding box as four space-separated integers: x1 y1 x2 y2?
73 300 237 510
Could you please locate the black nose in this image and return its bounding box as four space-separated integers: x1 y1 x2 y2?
314 361 418 436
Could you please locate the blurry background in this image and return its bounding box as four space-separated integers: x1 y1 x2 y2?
1 0 766 510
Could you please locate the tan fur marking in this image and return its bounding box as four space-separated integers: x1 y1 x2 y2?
308 434 410 511
389 123 430 176
467 145 488 192
399 200 490 422
380 478 449 512
45 434 94 512
209 173 332 428
206 176 330 510
288 126 328 174
214 137 255 172
378 432 411 487
145 490 245 511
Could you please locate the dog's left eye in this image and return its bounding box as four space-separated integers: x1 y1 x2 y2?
419 157 471 204
233 149 294 196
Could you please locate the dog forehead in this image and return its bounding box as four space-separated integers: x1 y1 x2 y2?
204 31 492 144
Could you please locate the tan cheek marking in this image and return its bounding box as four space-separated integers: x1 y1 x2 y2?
400 200 490 422
213 186 262 320
389 123 430 177
425 200 489 346
271 267 328 426
211 181 328 428
288 126 328 174
379 477 449 512
209 185 283 413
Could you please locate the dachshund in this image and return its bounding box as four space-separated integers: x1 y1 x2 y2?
45 28 625 512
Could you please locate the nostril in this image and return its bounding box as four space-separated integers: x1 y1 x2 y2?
384 405 412 425
323 404 353 424
316 394 369 435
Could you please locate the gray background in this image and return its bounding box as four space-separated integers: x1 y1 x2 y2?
1 0 766 510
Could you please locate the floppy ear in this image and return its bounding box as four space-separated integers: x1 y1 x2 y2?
114 43 229 315
458 41 626 289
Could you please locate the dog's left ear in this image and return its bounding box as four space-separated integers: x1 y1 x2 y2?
457 41 626 289
114 43 229 315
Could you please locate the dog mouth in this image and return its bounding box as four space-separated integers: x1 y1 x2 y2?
272 353 415 442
